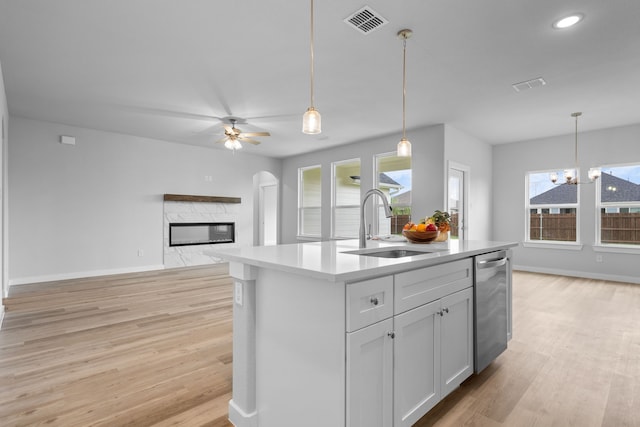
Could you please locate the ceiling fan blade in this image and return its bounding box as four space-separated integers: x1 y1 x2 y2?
238 137 261 145
223 124 234 134
216 136 230 144
240 132 270 137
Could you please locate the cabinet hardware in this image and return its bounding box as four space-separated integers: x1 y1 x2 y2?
370 297 379 306
443 307 449 313
387 332 395 339
437 310 444 316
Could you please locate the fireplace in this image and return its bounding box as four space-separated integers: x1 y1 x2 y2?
169 222 235 247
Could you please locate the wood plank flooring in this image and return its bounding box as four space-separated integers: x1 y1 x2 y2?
1 267 639 426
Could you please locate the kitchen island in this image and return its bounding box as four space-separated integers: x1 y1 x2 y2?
214 238 517 427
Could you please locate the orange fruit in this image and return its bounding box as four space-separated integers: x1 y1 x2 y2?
416 223 427 232
403 222 413 231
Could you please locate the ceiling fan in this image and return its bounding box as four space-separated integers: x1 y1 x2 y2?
217 118 270 151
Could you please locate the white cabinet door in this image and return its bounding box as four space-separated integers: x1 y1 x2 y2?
393 300 441 427
347 318 394 427
440 287 473 398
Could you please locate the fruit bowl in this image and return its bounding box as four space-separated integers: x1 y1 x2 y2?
402 229 439 243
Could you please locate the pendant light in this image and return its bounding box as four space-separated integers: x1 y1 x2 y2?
302 0 321 134
549 112 601 185
397 29 412 157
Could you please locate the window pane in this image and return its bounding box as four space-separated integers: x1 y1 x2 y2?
302 167 321 207
334 160 360 206
334 207 359 238
529 171 577 205
600 209 640 245
301 207 321 236
529 208 577 241
600 166 640 203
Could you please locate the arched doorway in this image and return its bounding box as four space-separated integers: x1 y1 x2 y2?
253 171 279 246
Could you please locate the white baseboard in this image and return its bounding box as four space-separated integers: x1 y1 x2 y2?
8 264 166 287
513 264 640 285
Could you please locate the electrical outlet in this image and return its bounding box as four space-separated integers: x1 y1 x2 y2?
596 254 603 263
235 282 243 306
137 249 144 257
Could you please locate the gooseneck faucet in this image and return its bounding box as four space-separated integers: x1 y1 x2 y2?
360 189 393 248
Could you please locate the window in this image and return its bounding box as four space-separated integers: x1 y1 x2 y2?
375 153 412 235
298 165 321 237
332 159 361 238
596 164 640 246
526 170 578 243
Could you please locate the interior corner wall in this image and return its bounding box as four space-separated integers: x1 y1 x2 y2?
493 122 640 283
444 124 493 241
280 125 445 244
0 61 7 308
8 117 281 284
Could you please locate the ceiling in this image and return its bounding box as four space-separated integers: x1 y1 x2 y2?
1 0 639 159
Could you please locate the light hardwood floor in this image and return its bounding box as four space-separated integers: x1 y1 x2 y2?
1 267 639 426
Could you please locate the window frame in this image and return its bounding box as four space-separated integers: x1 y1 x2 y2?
331 158 361 239
374 152 412 236
524 169 582 249
594 162 640 252
297 164 322 239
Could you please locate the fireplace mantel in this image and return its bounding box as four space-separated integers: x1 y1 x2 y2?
163 194 241 204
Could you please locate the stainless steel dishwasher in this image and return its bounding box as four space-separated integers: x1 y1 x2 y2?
474 250 509 373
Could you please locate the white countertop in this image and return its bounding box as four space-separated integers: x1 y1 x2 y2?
213 239 518 282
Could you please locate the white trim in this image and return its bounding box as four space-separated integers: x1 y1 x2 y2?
8 264 165 286
513 264 640 285
0 305 4 330
447 161 469 241
228 399 258 427
593 244 640 255
522 241 583 250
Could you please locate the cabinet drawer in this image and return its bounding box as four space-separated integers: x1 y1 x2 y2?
395 258 473 314
347 276 394 332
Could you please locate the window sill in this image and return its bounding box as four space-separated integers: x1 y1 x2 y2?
522 241 583 251
593 244 640 255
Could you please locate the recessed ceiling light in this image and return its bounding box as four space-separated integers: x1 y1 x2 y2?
553 13 584 29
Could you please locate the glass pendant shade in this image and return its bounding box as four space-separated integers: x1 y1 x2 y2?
224 139 242 150
564 169 575 182
549 172 558 184
397 138 411 157
588 167 601 181
302 107 321 134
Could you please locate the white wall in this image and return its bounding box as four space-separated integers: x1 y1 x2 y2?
8 117 281 284
493 123 640 283
280 125 446 243
0 61 7 323
444 124 493 241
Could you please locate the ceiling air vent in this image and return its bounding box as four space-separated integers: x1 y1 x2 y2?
512 77 546 92
344 6 388 35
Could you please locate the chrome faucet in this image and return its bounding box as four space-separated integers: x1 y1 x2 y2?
360 189 393 248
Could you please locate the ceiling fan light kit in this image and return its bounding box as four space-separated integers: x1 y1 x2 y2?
549 112 600 185
397 29 413 157
217 118 270 151
302 0 321 135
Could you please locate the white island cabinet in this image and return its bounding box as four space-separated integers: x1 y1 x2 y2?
214 239 517 427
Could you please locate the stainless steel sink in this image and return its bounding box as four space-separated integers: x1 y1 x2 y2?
342 246 444 258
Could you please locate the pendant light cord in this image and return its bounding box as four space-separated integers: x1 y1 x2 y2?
309 0 315 109
402 37 407 140
574 113 578 171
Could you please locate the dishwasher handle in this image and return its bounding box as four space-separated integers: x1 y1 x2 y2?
476 257 507 269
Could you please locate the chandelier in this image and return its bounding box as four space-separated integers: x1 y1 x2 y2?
549 112 601 185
